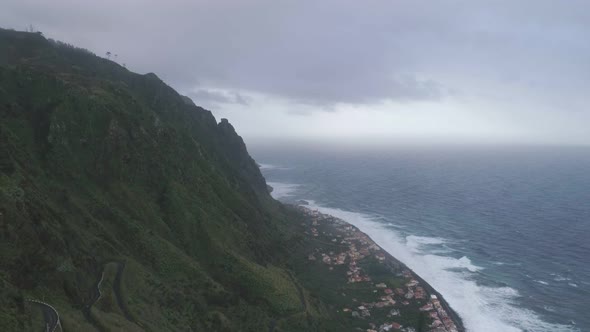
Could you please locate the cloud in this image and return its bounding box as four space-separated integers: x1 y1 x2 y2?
2 0 590 144
188 89 251 108
0 0 455 106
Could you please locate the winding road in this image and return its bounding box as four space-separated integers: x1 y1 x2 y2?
83 269 106 332
83 261 141 331
26 261 138 332
27 299 61 332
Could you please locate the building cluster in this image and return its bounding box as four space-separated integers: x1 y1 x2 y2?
300 207 460 332
419 295 459 332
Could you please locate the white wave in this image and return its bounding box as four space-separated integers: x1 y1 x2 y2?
406 235 446 250
551 274 571 282
267 182 299 199
430 248 453 255
568 283 579 288
258 163 290 170
457 256 482 272
535 280 550 286
492 261 522 266
302 200 580 332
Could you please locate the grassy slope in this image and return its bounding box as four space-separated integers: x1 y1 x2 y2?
0 29 338 331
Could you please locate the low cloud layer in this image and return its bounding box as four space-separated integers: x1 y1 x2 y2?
188 89 250 108
2 0 590 143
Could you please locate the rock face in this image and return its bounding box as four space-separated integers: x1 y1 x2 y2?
180 95 196 106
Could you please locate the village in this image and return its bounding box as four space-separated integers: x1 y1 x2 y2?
300 207 460 332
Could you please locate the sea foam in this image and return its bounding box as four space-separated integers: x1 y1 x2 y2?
267 182 299 199
258 163 290 170
302 200 580 332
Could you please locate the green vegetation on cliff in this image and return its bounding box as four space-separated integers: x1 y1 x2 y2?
0 28 327 331
0 29 461 332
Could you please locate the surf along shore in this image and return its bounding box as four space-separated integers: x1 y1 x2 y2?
292 204 465 332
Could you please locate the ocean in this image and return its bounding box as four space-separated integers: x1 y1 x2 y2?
250 144 590 332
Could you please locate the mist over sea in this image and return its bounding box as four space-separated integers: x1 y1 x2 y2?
252 144 590 332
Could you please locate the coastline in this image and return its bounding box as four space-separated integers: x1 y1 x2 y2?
294 204 465 332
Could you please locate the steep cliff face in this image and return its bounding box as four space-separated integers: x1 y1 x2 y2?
217 118 269 193
0 29 308 331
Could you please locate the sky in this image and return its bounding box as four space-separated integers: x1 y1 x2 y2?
3 0 590 146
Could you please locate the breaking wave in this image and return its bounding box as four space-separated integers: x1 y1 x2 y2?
258 163 290 170
267 182 299 199
301 200 580 332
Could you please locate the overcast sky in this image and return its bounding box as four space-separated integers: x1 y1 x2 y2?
3 0 590 145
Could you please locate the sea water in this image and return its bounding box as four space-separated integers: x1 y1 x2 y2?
252 144 590 332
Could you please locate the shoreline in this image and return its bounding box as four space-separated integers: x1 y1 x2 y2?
294 204 465 332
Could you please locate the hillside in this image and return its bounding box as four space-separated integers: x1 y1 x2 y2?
0 28 329 331
0 29 462 332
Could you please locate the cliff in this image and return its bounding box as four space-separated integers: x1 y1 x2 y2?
0 28 305 331
0 28 460 332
